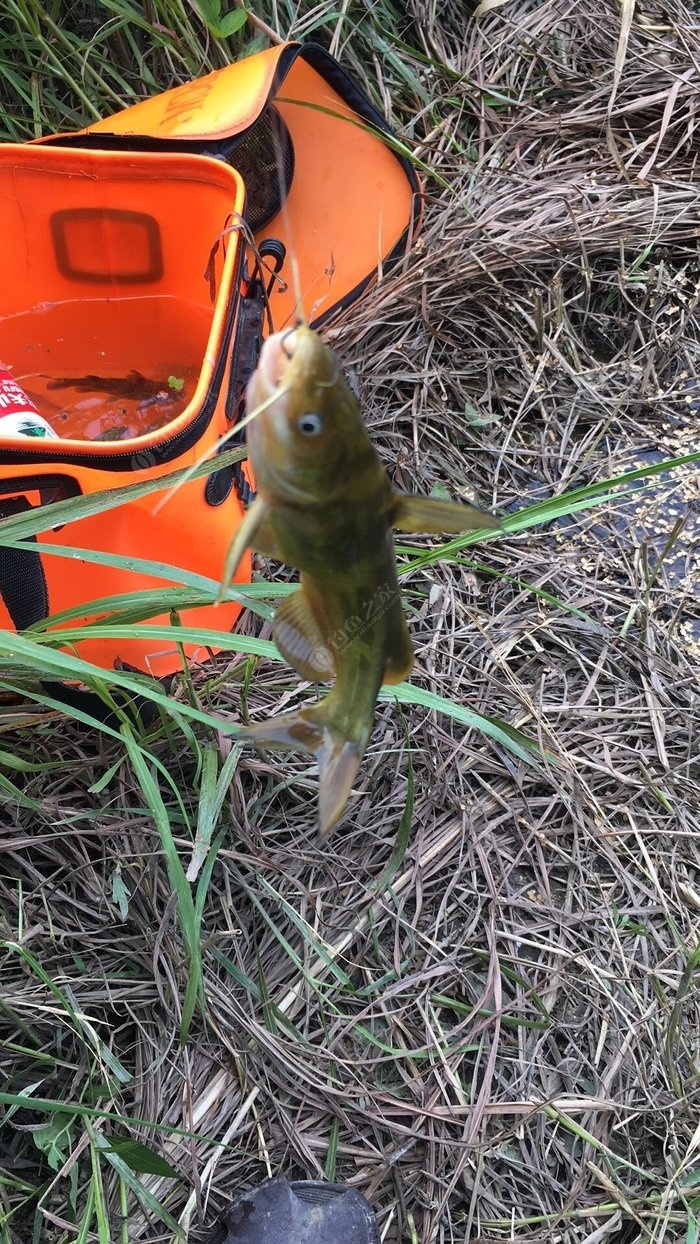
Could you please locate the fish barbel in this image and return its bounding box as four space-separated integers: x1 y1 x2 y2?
221 326 500 834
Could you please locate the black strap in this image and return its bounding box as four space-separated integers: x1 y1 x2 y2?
0 496 50 630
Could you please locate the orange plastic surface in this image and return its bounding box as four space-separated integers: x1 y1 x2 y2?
262 57 416 327
0 145 245 454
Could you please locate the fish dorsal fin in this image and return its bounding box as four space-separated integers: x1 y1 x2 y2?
392 493 501 534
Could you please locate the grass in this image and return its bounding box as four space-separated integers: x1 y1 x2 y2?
1 1 700 1242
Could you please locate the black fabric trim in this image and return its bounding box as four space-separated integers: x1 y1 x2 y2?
0 496 49 630
0 473 81 505
39 679 162 727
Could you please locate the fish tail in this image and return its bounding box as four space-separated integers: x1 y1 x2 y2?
239 703 369 835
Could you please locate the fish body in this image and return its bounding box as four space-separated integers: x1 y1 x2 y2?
222 326 499 833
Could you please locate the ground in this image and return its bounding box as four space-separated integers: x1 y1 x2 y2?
0 2 699 1242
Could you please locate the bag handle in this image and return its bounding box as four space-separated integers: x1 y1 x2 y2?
0 473 82 628
0 494 49 630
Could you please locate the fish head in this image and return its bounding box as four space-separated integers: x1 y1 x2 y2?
245 325 373 503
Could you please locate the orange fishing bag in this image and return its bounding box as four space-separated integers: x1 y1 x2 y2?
53 42 420 329
0 42 419 687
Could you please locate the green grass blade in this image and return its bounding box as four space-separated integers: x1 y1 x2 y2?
120 724 203 1043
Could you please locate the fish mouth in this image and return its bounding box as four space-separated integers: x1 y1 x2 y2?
257 325 331 397
257 326 301 395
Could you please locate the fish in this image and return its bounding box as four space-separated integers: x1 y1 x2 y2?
46 369 175 406
221 325 500 834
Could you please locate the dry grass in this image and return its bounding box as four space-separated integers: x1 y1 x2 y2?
1 1 700 1241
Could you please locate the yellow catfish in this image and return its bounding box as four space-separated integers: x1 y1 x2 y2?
222 326 499 833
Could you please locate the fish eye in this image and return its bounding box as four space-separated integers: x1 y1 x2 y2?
297 412 324 437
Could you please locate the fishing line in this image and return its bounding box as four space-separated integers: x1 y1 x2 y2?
153 216 289 516
155 95 314 519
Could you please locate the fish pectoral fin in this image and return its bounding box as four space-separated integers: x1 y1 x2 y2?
239 709 364 835
273 590 335 682
218 496 269 602
382 659 413 685
391 493 501 534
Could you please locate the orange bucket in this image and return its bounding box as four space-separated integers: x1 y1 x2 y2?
0 143 249 677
